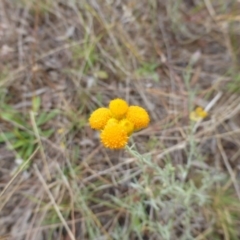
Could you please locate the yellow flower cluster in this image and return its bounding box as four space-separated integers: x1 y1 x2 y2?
89 98 150 149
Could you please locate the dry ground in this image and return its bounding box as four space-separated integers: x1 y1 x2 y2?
0 0 240 239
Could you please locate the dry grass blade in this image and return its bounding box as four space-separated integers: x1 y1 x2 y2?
30 111 51 180
0 146 39 201
34 165 76 240
217 138 240 201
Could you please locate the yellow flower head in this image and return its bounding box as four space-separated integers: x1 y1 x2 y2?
105 118 119 127
190 107 208 122
119 119 134 135
196 107 208 118
100 123 128 149
109 98 128 119
89 107 112 130
126 106 150 130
